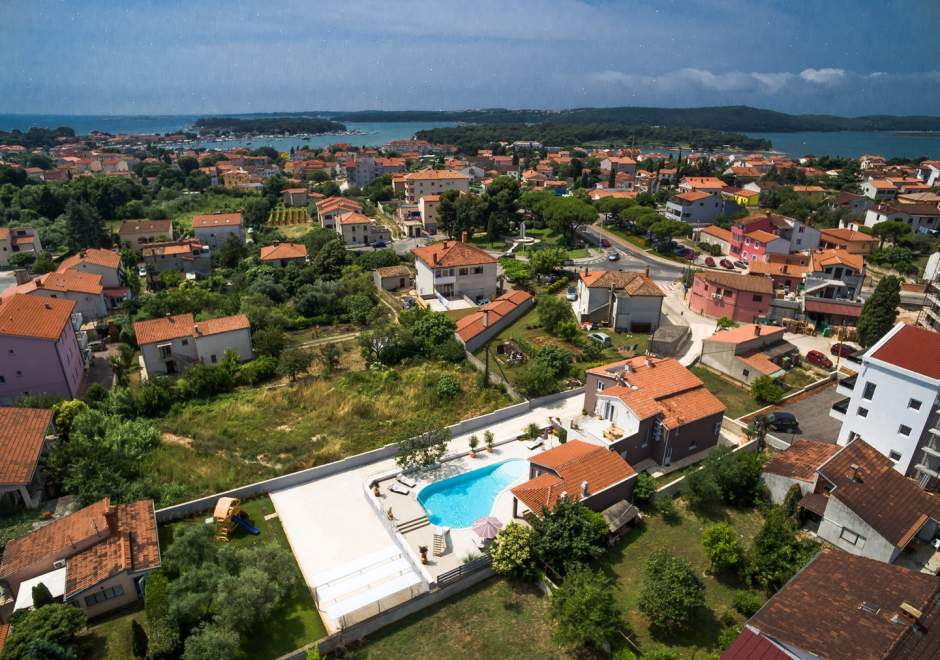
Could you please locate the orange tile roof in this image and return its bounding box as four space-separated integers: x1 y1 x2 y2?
821 228 878 243
591 356 725 428
142 239 204 257
338 211 372 225
192 212 243 228
696 271 774 295
682 176 725 189
763 439 840 482
0 294 76 340
674 191 712 202
810 248 863 272
58 248 121 272
705 324 785 344
315 196 362 213
456 290 533 342
579 270 663 296
0 407 53 486
871 323 940 380
747 229 781 244
117 219 173 236
746 260 809 279
34 270 103 295
260 242 308 261
700 226 732 242
512 440 635 513
402 169 469 181
133 313 249 345
738 351 783 376
412 240 496 268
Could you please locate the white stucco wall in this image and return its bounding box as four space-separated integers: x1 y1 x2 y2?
195 328 253 364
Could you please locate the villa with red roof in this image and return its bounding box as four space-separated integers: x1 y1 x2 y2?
117 219 174 247
133 313 252 377
510 440 637 519
832 323 940 487
57 247 123 288
687 271 773 323
191 212 244 249
573 268 664 332
1 270 107 320
581 356 726 467
0 295 87 402
412 239 498 303
334 211 391 247
665 190 723 223
260 241 308 266
316 196 363 230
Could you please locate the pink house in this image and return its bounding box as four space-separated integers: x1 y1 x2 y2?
0 295 86 403
687 271 773 323
730 213 788 262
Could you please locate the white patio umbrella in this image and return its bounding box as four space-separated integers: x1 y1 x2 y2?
472 516 503 540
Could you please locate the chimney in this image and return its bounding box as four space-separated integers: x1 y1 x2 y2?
559 491 568 501
645 266 650 277
461 231 468 243
850 463 862 482
900 602 924 628
583 265 589 277
644 357 653 367
483 310 489 328
13 269 30 285
754 325 761 336
581 480 589 497
782 264 788 274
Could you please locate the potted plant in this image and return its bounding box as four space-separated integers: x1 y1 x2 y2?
484 430 495 453
555 426 568 444
525 422 541 440
469 434 479 457
419 545 429 564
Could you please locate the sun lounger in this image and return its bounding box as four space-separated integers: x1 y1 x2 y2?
397 475 417 488
527 439 543 450
389 483 410 496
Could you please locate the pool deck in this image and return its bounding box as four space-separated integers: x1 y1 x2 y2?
270 393 583 598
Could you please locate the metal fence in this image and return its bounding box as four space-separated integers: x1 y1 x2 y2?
437 554 492 588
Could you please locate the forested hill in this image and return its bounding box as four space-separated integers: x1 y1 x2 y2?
414 123 771 152
330 106 940 133
194 117 346 134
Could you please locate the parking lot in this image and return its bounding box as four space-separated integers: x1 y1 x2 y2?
766 381 844 444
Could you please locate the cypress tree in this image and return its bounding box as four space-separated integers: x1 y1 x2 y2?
856 275 901 347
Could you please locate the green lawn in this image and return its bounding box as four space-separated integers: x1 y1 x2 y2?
0 506 43 554
781 367 818 391
602 499 767 657
690 365 762 419
470 229 590 260
86 498 327 660
154 360 511 501
163 191 251 230
346 578 563 660
475 304 650 392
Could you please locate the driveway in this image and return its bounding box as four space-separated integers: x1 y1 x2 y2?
767 382 844 444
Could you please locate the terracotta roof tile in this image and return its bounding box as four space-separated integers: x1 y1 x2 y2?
820 228 878 244
0 407 53 486
402 169 469 181
412 240 496 268
763 439 840 482
810 248 864 273
260 242 308 261
0 294 76 340
696 271 773 295
58 248 121 272
579 271 664 296
117 219 173 236
133 313 249 345
337 211 372 225
700 226 732 242
870 323 940 380
746 229 781 244
705 324 785 344
737 351 782 376
455 290 532 342
192 212 242 228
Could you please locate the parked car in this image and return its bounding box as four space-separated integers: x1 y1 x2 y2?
372 240 386 249
733 260 748 269
137 265 147 277
806 350 834 368
720 258 734 269
588 332 613 348
600 238 611 247
762 411 800 433
830 343 856 358
566 287 578 301
705 256 716 267
607 250 620 261
685 251 696 261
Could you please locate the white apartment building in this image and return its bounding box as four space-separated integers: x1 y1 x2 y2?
412 239 498 303
831 322 940 486
402 170 469 204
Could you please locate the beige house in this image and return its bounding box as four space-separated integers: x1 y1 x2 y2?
192 212 244 249
402 170 469 204
1 270 108 321
0 227 42 267
117 219 174 247
335 212 391 247
260 242 308 266
373 265 413 291
57 248 123 288
133 313 253 377
0 497 160 619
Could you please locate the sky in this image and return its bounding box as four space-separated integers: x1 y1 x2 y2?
3 0 940 117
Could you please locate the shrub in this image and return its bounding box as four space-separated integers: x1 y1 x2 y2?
746 506 818 592
531 344 572 377
515 361 559 396
431 337 467 362
484 429 495 450
638 550 706 630
468 434 480 452
237 356 278 385
537 295 575 335
554 426 568 444
719 626 741 651
436 374 461 400
732 590 764 617
131 619 148 658
490 523 537 579
655 495 679 522
751 376 784 405
0 604 87 660
550 564 623 651
633 472 656 505
530 498 608 573
702 522 744 572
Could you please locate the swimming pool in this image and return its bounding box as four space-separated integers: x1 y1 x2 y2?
417 459 528 529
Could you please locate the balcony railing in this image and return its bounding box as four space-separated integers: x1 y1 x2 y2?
831 398 850 414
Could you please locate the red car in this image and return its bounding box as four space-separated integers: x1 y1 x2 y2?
600 238 611 247
705 256 716 267
685 251 696 261
720 258 734 269
806 350 833 368
830 343 856 358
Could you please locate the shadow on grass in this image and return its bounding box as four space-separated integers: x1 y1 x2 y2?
648 605 722 650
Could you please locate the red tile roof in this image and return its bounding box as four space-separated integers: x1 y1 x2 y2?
720 627 790 660
870 323 940 380
762 439 840 482
803 298 862 318
315 196 363 213
260 242 308 261
0 294 76 340
412 240 497 268
738 351 783 376
706 324 785 344
0 407 53 486
338 211 372 225
455 290 533 342
58 248 121 272
748 548 940 660
674 191 712 202
117 219 173 236
696 271 774 295
700 225 732 242
402 169 469 181
820 228 879 244
747 229 781 244
512 440 635 514
192 212 243 228
579 270 664 296
810 248 864 272
133 313 249 345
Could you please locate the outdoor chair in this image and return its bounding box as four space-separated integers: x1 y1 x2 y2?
389 483 410 496
527 439 543 450
397 474 417 488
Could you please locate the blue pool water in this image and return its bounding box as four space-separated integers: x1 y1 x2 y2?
417 459 528 529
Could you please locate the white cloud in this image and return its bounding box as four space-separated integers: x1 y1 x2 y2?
799 68 846 84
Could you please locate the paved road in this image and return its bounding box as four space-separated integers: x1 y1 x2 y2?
578 225 685 282
769 382 844 444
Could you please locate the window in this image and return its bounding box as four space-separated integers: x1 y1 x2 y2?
0 376 4 383
181 339 189 346
899 424 912 436
211 354 218 364
7 349 13 355
909 399 922 411
857 407 868 417
596 381 605 391
472 266 483 274
714 421 721 437
15 371 21 377
84 584 125 607
458 268 468 276
689 440 698 451
862 382 876 400
752 295 763 302
889 450 902 462
840 527 862 546
158 344 172 359
742 369 750 377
